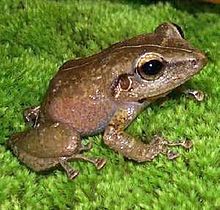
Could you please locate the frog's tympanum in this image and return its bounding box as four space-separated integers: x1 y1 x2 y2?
8 23 207 179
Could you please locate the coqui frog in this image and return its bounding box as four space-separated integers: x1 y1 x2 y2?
8 23 207 179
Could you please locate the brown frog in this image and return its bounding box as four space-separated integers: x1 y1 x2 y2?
7 23 207 179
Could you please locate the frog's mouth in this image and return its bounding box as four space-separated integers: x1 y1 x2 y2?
138 90 172 103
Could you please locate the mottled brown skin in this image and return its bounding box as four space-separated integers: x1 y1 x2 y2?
8 23 207 179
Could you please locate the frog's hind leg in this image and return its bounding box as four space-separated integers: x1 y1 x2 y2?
8 120 106 180
59 157 79 179
71 155 106 170
59 155 106 179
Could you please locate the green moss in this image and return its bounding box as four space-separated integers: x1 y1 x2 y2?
0 0 219 209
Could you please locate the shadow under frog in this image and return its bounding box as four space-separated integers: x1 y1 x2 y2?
7 23 207 179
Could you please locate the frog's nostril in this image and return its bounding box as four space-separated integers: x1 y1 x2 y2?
192 59 197 66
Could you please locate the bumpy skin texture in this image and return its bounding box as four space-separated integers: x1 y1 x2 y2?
8 23 207 179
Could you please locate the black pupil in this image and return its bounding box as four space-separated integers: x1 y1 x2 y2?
141 59 163 76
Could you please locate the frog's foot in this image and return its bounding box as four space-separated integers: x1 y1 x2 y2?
59 154 106 179
23 106 40 128
92 158 107 170
70 154 106 170
150 135 193 160
183 89 205 102
76 142 106 169
59 157 79 179
174 85 204 101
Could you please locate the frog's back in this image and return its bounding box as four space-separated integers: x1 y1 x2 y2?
40 56 118 136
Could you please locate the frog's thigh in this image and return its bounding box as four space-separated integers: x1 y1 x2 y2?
18 150 60 172
30 122 82 158
10 122 83 172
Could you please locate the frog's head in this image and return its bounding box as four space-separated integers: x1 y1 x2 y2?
111 22 207 103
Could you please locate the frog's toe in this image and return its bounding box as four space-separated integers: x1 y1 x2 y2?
184 89 205 102
180 139 193 149
94 158 106 170
166 150 179 160
166 139 193 150
67 169 79 180
59 157 80 180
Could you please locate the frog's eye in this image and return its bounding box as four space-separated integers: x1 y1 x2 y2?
136 53 165 80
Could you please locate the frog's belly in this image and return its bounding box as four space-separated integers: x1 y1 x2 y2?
45 97 116 136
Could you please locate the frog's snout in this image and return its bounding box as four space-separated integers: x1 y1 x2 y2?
195 50 208 69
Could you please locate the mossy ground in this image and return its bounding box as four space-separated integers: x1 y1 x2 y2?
0 0 219 209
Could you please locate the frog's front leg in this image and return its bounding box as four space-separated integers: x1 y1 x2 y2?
23 106 40 127
183 89 205 102
103 107 192 162
175 86 205 102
